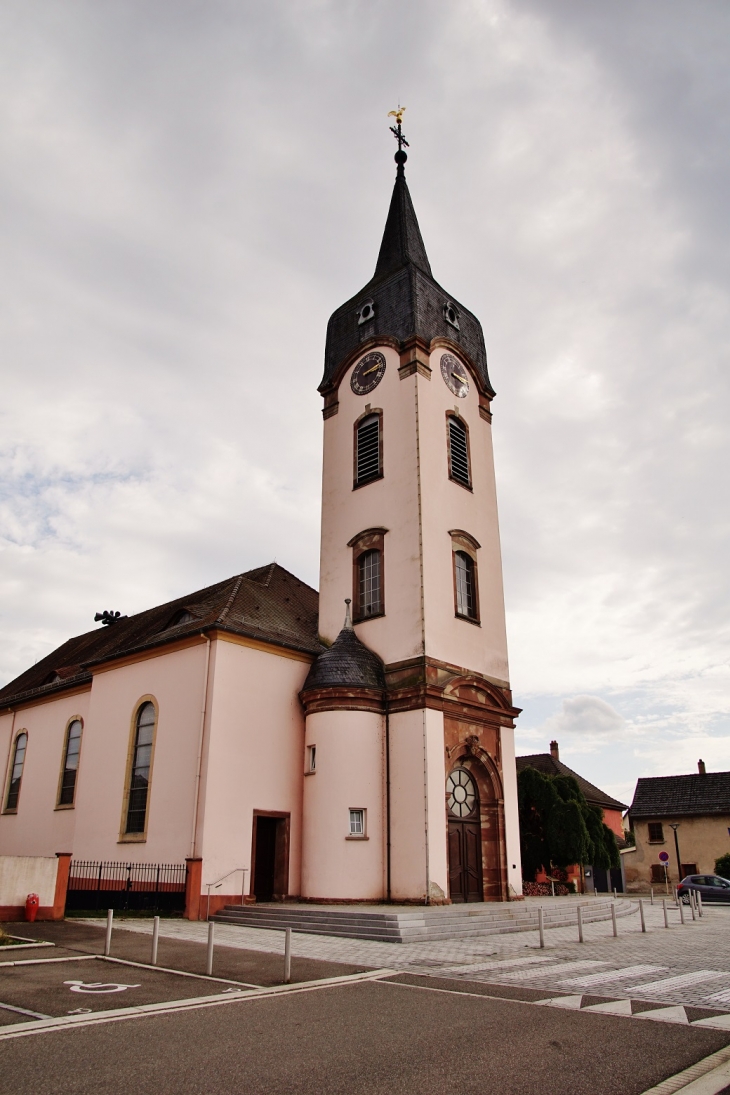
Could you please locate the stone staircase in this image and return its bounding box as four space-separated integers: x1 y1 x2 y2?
212 897 638 943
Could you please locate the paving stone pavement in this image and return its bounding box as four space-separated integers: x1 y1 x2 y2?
98 900 730 1011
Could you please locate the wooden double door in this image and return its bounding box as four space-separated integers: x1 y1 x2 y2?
447 767 483 903
448 818 483 902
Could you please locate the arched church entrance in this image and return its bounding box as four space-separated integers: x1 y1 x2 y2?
446 768 483 902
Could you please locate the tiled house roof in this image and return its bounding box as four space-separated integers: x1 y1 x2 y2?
516 753 627 812
0 563 322 711
629 773 730 819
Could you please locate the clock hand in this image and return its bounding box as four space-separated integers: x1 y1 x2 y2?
453 372 468 383
362 364 382 376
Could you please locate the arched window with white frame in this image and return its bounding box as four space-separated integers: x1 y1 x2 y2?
450 530 481 624
58 719 83 807
124 702 157 836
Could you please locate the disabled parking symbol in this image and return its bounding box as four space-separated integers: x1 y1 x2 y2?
64 980 141 994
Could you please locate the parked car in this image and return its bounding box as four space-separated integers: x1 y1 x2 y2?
677 875 730 903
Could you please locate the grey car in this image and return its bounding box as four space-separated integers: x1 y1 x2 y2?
677 874 730 903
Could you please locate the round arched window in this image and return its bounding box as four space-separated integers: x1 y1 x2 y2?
446 768 478 818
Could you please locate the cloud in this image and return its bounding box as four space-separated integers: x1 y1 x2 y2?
0 0 728 805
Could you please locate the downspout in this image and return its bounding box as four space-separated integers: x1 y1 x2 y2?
413 368 430 905
385 705 391 902
189 635 212 859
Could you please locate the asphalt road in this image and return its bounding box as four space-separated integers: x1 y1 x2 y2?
2 973 729 1095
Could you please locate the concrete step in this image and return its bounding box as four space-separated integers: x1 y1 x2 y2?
211 899 638 943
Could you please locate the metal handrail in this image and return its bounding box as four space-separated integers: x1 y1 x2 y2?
205 867 248 921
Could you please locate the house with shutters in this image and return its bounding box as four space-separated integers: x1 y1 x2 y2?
624 762 730 891
0 131 524 918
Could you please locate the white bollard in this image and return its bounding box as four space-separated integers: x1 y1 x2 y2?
284 927 292 984
206 920 215 976
663 899 669 929
611 903 618 937
639 899 646 933
690 891 697 921
104 908 114 957
698 891 703 917
650 888 654 906
577 905 584 944
538 907 545 949
678 896 685 925
151 915 160 965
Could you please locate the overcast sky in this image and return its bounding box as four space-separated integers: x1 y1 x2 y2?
1 0 728 806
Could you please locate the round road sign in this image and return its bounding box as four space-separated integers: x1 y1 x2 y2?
658 851 670 863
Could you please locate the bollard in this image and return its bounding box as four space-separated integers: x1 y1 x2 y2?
613 888 617 899
151 916 160 966
104 908 114 957
538 907 545 949
678 897 685 925
698 891 703 917
650 888 654 906
663 899 669 929
611 903 618 937
577 905 584 944
206 921 215 976
284 927 292 984
690 891 697 921
639 899 646 933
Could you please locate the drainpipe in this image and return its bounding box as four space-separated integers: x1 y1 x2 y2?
413 364 430 905
189 635 212 859
385 706 391 902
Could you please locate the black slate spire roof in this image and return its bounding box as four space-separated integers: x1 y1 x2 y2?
301 609 384 694
320 161 493 396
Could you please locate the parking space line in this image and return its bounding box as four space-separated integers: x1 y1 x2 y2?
99 955 259 988
0 954 98 969
0 967 398 1040
0 1001 52 1019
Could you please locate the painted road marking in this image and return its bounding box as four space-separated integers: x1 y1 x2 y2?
438 956 560 974
563 965 667 988
64 980 141 994
0 1001 51 1019
706 988 730 1005
497 960 608 981
624 972 729 993
582 999 634 1017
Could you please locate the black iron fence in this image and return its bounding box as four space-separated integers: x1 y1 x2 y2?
66 860 187 913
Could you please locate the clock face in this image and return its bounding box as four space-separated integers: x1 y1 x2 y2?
440 353 470 398
351 352 386 396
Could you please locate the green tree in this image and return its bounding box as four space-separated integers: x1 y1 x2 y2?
517 766 620 879
715 853 730 878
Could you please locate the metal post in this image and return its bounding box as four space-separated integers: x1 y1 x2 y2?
611 903 618 937
206 920 215 976
650 887 654 906
577 905 584 943
690 890 697 921
613 888 617 899
679 896 685 925
663 898 669 928
284 927 292 984
698 891 703 917
538 907 545 948
639 899 646 933
151 916 160 965
104 908 113 956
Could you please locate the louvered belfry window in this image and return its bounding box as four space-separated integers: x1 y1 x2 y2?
448 415 471 487
358 550 382 617
355 414 381 486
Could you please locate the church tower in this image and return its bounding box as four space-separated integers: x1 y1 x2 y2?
301 117 522 903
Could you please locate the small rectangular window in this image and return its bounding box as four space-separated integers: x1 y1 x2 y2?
308 745 316 772
650 864 667 882
648 822 664 843
349 809 365 837
681 863 698 879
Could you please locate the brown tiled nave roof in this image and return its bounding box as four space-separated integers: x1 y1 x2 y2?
0 564 322 711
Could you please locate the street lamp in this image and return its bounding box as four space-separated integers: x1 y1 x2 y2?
669 822 682 883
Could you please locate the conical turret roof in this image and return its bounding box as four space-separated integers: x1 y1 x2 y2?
301 621 385 693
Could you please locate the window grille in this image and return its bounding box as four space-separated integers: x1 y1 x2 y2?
126 702 156 834
448 417 470 487
349 809 365 836
5 732 27 811
358 550 382 617
355 414 381 485
59 720 83 806
455 551 476 619
648 822 664 843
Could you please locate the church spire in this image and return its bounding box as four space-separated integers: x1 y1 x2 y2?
374 109 432 281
